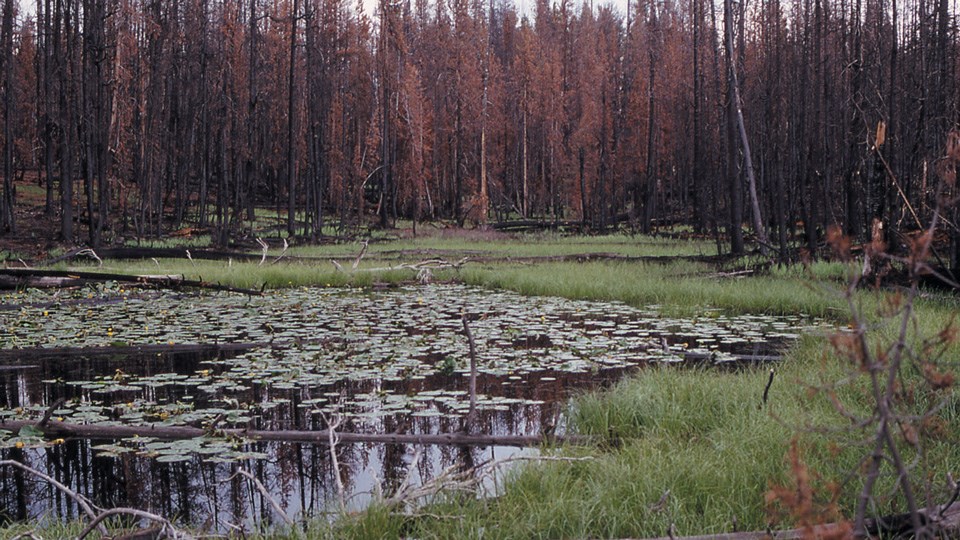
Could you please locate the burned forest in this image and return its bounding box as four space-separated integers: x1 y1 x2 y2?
0 0 955 264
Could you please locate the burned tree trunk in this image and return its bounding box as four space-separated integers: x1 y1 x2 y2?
0 0 14 234
724 0 767 254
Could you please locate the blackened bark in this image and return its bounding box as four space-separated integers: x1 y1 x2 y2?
287 0 299 237
724 0 767 254
0 0 14 234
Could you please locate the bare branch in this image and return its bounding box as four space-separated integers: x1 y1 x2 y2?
77 507 194 540
256 237 269 266
352 240 368 270
0 460 106 535
271 238 289 265
234 468 294 527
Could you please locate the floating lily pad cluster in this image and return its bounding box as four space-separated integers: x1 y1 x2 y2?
90 437 267 463
1 284 828 461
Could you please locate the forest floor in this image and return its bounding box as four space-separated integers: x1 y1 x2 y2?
0 179 66 263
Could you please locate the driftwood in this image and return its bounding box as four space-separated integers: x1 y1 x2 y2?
0 268 263 295
0 418 585 447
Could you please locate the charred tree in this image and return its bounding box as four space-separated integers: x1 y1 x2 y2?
723 0 767 254
0 0 14 234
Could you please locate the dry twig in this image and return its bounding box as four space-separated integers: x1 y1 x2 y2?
320 410 347 513
77 507 193 540
75 248 103 266
271 238 289 264
256 238 269 266
232 468 295 527
0 460 105 534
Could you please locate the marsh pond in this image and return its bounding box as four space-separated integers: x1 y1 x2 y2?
0 284 827 530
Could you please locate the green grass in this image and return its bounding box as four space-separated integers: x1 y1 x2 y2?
462 261 845 318
58 247 841 319
285 231 719 260
0 520 98 538
53 258 458 290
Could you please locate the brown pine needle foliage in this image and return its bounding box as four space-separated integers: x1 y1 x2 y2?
826 225 852 262
765 439 852 539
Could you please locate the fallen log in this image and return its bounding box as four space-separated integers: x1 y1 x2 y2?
0 268 263 295
0 335 352 362
677 351 782 364
41 247 265 266
634 501 960 539
0 341 267 362
0 418 586 447
636 523 850 540
491 219 580 232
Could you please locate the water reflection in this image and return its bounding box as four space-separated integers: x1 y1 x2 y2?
0 348 585 531
0 433 534 531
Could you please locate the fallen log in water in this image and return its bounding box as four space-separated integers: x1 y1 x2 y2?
0 268 263 295
0 418 586 447
0 341 267 362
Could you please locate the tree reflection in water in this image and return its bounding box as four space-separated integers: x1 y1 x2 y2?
0 349 586 531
